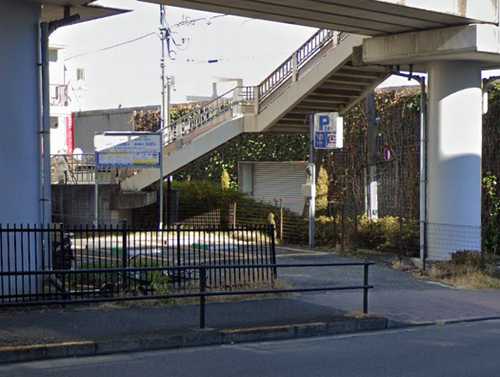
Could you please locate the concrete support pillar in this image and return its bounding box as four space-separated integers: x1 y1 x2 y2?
426 61 482 260
0 1 41 224
0 1 43 295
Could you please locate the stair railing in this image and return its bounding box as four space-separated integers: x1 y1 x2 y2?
162 86 254 145
257 29 348 103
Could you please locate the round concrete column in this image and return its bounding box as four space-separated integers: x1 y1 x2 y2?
426 61 482 260
0 1 41 224
0 1 42 295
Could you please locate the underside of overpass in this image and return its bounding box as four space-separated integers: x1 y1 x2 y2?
141 0 497 35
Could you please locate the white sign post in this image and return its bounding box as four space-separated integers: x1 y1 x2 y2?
308 112 344 249
94 132 163 227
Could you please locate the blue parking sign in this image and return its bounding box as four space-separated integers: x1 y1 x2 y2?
313 112 343 149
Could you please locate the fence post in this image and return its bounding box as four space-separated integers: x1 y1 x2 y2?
363 263 369 314
232 202 237 228
279 199 284 242
270 225 277 278
176 224 181 266
121 221 128 291
57 223 67 297
199 264 207 329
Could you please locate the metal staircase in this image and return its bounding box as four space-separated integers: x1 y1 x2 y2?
121 29 390 192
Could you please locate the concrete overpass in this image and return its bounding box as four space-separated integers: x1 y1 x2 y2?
141 0 498 35
2 0 500 262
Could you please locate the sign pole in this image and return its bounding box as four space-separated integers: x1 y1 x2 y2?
309 111 343 249
308 114 316 249
159 130 164 229
94 168 99 226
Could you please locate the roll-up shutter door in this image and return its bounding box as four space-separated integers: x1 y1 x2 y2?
252 162 307 214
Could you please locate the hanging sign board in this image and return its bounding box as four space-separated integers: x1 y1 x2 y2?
313 112 343 150
94 132 161 169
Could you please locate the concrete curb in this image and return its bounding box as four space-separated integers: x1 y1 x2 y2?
0 317 388 365
387 315 500 329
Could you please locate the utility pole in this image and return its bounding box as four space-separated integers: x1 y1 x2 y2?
308 114 316 249
366 93 379 220
159 5 169 228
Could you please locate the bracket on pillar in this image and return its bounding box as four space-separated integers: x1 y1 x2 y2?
49 6 80 34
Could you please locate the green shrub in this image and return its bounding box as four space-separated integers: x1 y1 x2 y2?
355 215 419 256
316 167 329 214
315 216 338 245
171 180 242 208
220 168 231 190
483 174 500 255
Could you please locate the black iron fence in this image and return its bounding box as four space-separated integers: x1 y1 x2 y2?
0 224 276 306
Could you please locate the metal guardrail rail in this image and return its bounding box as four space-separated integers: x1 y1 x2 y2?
257 29 345 102
162 86 255 144
51 154 96 184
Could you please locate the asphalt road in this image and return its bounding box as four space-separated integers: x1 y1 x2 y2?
3 320 500 377
277 250 500 323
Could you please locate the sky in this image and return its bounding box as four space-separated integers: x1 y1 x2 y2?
50 0 499 112
50 0 321 110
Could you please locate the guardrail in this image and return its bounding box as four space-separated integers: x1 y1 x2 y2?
0 263 373 329
162 86 255 145
257 29 347 102
51 154 96 184
0 224 373 329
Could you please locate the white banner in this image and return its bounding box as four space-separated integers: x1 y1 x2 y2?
94 133 161 169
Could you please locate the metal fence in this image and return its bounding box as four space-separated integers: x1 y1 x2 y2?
0 224 276 306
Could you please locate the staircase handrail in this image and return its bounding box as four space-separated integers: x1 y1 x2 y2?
161 85 254 144
257 29 348 102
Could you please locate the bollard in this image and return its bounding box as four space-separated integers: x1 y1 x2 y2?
363 263 369 314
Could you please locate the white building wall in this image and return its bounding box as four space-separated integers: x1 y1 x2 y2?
49 46 73 154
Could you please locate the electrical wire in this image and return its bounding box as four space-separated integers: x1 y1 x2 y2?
64 32 157 61
63 12 224 61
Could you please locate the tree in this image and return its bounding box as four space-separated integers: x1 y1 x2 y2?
221 168 231 190
316 166 329 214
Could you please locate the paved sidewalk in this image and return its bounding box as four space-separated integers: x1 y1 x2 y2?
0 298 348 347
277 248 500 324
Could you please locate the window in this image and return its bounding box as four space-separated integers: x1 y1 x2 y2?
50 117 59 129
48 48 58 62
76 68 86 81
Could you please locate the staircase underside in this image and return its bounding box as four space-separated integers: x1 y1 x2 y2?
267 61 389 133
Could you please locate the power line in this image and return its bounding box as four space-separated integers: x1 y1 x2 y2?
64 32 157 61
63 12 226 61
